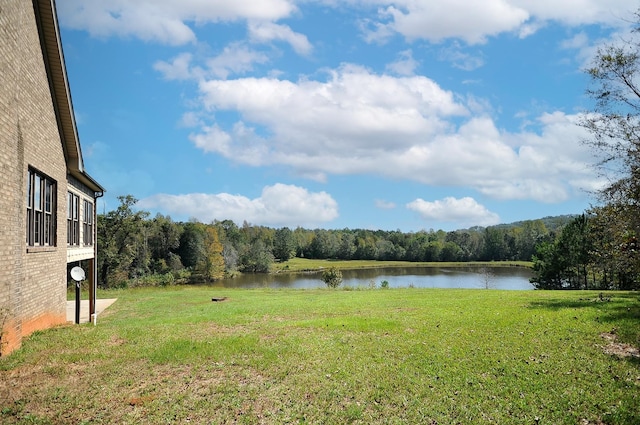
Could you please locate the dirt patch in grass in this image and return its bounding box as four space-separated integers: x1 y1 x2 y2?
599 331 640 359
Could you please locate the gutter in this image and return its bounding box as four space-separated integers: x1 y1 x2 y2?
90 190 104 323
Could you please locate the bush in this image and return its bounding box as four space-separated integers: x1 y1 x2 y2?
380 280 389 289
321 267 343 288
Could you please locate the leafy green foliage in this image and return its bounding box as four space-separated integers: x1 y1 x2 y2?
321 267 343 288
531 209 640 290
273 227 295 261
239 239 274 273
97 195 150 287
570 11 640 289
95 195 573 288
199 226 225 281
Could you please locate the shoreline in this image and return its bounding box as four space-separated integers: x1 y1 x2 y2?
271 259 533 274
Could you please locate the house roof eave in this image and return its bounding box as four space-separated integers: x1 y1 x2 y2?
34 0 104 195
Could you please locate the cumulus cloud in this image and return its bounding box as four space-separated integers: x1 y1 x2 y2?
206 43 271 79
248 21 313 55
137 183 338 227
406 197 501 227
185 65 599 202
438 44 485 71
57 0 297 45
370 0 530 44
356 0 637 44
196 65 467 162
385 49 419 76
58 0 639 48
154 43 271 82
514 0 638 27
154 53 197 80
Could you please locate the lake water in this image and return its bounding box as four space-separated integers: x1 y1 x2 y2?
210 266 534 290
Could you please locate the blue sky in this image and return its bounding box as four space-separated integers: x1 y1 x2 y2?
56 0 638 231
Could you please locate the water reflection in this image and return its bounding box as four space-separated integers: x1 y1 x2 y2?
207 266 534 290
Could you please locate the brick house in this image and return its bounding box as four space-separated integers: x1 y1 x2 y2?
0 0 105 355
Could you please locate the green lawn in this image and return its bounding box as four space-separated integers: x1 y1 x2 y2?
273 258 533 272
2 287 639 424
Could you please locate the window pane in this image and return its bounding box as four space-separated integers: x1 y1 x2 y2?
34 175 41 211
34 211 41 244
27 172 32 208
45 181 52 212
44 215 50 245
27 169 57 247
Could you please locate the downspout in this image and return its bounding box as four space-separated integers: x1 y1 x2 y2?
90 191 104 324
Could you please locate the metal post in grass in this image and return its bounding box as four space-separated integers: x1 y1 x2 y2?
70 266 86 324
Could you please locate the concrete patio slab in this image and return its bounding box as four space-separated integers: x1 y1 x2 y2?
67 298 117 324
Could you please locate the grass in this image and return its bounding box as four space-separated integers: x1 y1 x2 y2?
1 287 639 424
273 258 533 273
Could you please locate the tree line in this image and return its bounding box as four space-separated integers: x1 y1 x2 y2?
95 194 570 289
531 208 639 290
530 11 640 291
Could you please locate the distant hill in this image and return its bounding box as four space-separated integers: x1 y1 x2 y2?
494 214 578 231
465 214 578 233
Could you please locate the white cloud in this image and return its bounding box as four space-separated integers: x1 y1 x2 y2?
406 197 500 227
371 0 530 44
154 53 197 80
206 43 271 79
438 44 485 71
191 124 234 157
57 0 297 45
137 183 338 227
154 43 271 82
385 49 419 76
187 65 600 203
248 21 313 55
513 0 638 27
58 0 640 48
354 0 637 45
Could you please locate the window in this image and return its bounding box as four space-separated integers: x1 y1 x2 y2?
67 192 79 246
83 200 93 246
26 168 56 247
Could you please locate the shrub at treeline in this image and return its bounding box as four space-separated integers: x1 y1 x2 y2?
531 207 640 290
92 195 636 291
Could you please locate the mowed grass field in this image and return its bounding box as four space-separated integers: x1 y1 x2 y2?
1 287 639 424
272 258 532 272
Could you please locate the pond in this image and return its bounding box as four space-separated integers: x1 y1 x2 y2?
209 266 534 290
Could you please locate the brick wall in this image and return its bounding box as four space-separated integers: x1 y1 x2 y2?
0 0 69 355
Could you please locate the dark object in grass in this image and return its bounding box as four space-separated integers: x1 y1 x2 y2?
211 297 228 302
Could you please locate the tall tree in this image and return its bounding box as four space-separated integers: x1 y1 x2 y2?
483 227 507 261
96 195 149 287
177 222 206 269
147 213 183 274
309 229 339 259
199 226 225 281
239 239 274 273
273 227 296 261
579 15 640 288
582 33 640 207
338 232 356 260
530 215 593 289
